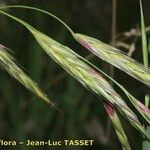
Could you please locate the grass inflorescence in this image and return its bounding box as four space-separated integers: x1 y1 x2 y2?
0 4 150 149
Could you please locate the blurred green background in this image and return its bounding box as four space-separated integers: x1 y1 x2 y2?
0 0 150 150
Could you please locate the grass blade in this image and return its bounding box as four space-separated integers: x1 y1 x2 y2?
140 0 150 108
140 0 149 69
139 0 150 149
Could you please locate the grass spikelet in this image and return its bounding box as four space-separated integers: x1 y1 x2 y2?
74 33 150 87
104 103 131 150
74 32 150 125
0 44 57 109
0 10 149 140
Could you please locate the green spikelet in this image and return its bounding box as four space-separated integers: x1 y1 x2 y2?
0 44 57 109
74 33 150 87
104 103 131 150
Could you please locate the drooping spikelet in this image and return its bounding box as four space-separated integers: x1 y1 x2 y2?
104 103 131 150
0 44 57 108
0 10 148 140
73 33 150 87
73 33 150 123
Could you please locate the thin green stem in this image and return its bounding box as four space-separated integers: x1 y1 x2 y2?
140 0 150 149
0 5 74 35
140 0 149 108
140 0 149 121
140 0 149 68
